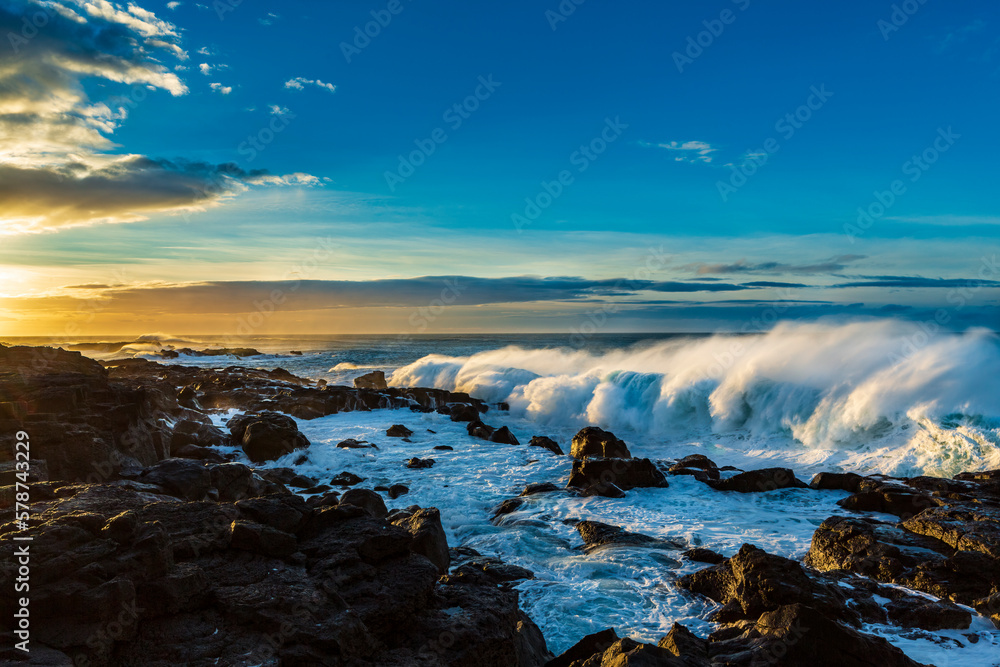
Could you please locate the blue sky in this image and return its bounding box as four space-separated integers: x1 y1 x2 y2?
0 0 998 335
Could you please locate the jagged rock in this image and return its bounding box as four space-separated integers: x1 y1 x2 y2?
331 471 365 487
390 507 450 574
566 458 668 495
707 468 807 493
546 628 621 667
468 419 495 440
576 521 683 553
138 459 212 501
387 424 414 438
529 435 564 455
490 425 521 445
493 498 525 519
450 403 482 422
837 489 939 518
570 426 631 459
227 412 310 463
658 623 709 667
354 370 389 390
338 488 388 518
337 438 377 449
521 482 561 496
683 548 726 564
406 457 435 469
810 471 866 492
170 419 227 451
901 505 1000 559
669 454 720 481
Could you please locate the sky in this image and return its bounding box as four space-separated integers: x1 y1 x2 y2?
0 0 998 337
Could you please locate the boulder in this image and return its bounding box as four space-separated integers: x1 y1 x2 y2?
490 425 521 445
566 458 668 495
545 628 620 667
228 412 310 463
529 435 564 455
576 521 683 553
354 370 389 390
138 459 212 501
683 548 726 565
449 403 482 422
707 468 807 493
330 471 365 487
468 419 495 440
338 488 389 518
386 424 414 438
570 426 631 459
406 457 435 469
391 507 450 574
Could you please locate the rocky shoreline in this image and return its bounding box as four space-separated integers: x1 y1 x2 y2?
1 344 998 666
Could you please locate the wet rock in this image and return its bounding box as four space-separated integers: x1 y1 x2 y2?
387 424 414 438
837 489 939 518
707 468 807 493
406 457 435 469
336 438 377 449
884 598 971 631
388 484 409 499
576 521 683 552
901 505 1000 559
138 459 212 501
354 370 388 390
669 454 721 481
529 435 564 455
570 426 631 459
330 471 365 487
169 419 227 451
490 425 521 445
468 419 496 440
450 403 482 422
810 471 866 492
521 482 561 496
683 548 726 564
493 498 525 519
657 623 709 666
566 457 668 495
433 445 454 451
545 628 620 667
208 462 256 501
227 412 310 463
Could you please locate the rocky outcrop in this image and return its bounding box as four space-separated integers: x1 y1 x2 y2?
669 454 720 481
386 424 414 438
575 521 684 553
354 370 389 390
570 426 631 459
566 457 668 496
227 412 310 463
529 435 563 456
706 468 807 493
489 426 520 446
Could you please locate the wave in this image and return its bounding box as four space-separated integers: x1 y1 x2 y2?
389 321 1000 476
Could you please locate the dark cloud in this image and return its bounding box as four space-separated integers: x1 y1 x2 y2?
831 276 1000 289
693 255 866 276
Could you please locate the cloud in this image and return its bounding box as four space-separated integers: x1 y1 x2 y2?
693 255 866 275
209 83 232 95
640 140 717 163
199 63 213 75
0 0 318 235
284 77 337 94
258 11 279 26
0 157 321 235
269 104 291 116
196 46 212 55
831 276 1000 289
167 1 181 9
936 19 987 53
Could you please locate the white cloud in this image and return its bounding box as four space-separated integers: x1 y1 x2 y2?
269 104 291 116
199 63 213 75
167 1 182 9
284 77 337 94
642 140 718 164
197 46 213 56
209 83 232 95
258 12 279 26
889 215 1000 227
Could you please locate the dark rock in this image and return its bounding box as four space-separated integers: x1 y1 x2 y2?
658 623 709 666
227 412 310 463
386 424 414 438
338 488 388 518
576 521 683 552
810 471 866 492
336 438 376 449
388 484 409 499
570 426 631 459
529 435 564 455
545 628 620 667
490 425 521 445
138 459 211 500
450 403 482 422
354 370 388 390
433 445 454 451
493 498 525 519
683 548 726 564
468 419 496 440
707 467 807 493
884 598 971 631
566 457 668 495
330 471 365 487
406 457 435 469
208 462 256 501
521 482 561 496
390 507 450 574
837 489 939 518
169 419 227 451
229 520 297 558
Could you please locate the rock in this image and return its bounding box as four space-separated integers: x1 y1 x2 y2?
669 454 720 481
468 419 495 440
675 544 857 625
336 438 376 449
810 471 866 492
493 498 525 519
521 482 561 496
391 507 450 574
449 403 482 422
208 462 256 501
138 459 212 500
837 489 939 518
576 521 683 552
331 471 365 487
658 623 709 666
566 458 669 495
434 445 454 451
884 598 971 631
338 488 388 518
901 505 1000 559
171 444 227 463
490 425 521 445
387 424 414 438
570 426 631 459
228 412 310 463
406 457 435 469
545 628 620 667
354 370 389 390
564 638 685 666
388 484 409 499
229 520 298 558
683 548 726 564
169 419 227 451
529 435 564 455
707 468 807 493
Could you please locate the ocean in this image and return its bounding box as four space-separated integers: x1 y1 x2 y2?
8 320 1000 663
